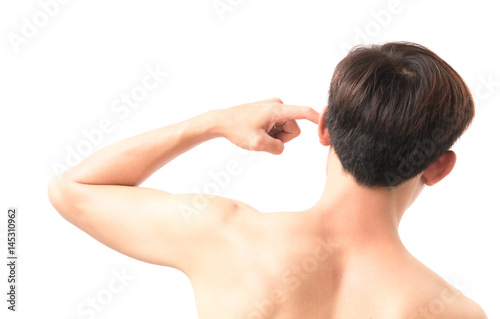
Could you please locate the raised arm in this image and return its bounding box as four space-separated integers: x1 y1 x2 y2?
48 98 318 274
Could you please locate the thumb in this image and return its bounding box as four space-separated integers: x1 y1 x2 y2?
258 132 285 155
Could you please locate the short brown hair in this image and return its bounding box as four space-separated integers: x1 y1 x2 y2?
325 42 474 187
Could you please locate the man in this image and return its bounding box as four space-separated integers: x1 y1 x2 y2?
48 42 487 318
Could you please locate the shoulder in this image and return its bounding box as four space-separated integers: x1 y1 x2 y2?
396 256 487 318
404 280 487 318
184 194 263 242
424 290 487 319
456 295 488 319
172 192 258 226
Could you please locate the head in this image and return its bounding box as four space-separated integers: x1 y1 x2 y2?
318 42 474 192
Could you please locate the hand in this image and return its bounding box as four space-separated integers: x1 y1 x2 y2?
215 98 319 155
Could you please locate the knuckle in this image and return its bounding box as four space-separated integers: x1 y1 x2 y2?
277 146 284 154
248 134 264 151
270 97 283 104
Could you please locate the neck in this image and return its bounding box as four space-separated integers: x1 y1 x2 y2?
307 148 424 254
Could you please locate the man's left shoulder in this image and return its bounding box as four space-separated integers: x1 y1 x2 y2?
434 288 487 319
402 266 487 319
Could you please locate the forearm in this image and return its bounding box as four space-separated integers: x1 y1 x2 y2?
53 98 319 186
59 110 222 186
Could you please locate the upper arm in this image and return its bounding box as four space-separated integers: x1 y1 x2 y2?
48 175 253 275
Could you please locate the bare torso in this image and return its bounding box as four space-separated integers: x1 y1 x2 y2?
48 100 486 318
189 208 480 319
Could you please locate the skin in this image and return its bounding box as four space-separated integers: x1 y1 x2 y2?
48 98 487 319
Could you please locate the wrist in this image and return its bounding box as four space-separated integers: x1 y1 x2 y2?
200 109 227 139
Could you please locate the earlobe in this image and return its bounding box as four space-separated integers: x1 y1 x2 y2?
422 151 457 186
318 105 330 146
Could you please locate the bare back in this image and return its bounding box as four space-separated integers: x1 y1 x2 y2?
189 208 484 319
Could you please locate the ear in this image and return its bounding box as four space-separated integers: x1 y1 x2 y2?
421 150 457 186
318 105 330 146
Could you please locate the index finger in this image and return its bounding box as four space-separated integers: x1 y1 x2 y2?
278 105 320 124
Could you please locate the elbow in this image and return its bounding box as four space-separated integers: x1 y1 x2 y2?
47 174 80 219
48 174 65 215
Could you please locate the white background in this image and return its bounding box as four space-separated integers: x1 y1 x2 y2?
1 0 499 318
